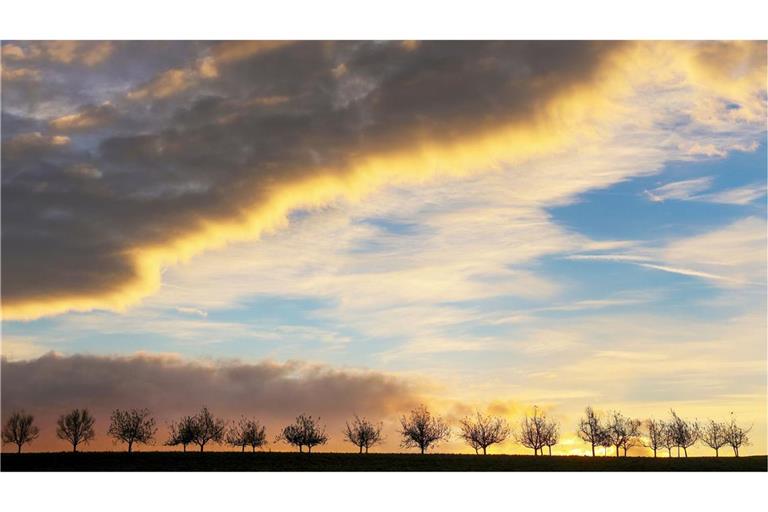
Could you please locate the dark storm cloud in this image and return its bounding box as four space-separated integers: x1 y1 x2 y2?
1 41 626 318
0 352 417 424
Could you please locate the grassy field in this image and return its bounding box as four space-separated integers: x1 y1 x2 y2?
2 452 766 471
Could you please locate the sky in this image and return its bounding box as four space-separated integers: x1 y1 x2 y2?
1 41 766 455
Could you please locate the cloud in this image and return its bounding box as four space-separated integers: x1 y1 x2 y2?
643 177 714 202
2 41 114 66
49 103 117 131
126 68 192 100
0 352 420 452
696 183 766 205
1 41 765 320
567 216 766 288
644 177 765 205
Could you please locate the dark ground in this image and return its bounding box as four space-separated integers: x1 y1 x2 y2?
2 452 766 471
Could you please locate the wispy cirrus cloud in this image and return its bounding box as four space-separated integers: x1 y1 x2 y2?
567 216 766 287
644 177 765 205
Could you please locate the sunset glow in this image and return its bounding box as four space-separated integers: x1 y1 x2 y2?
1 40 766 457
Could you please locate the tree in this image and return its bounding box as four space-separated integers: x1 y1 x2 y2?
700 420 728 457
458 411 510 455
724 414 751 457
166 415 197 452
668 410 699 458
190 407 226 452
659 421 676 457
542 418 560 456
516 407 549 456
606 411 641 457
399 405 450 454
227 417 267 452
2 410 40 453
56 408 95 452
577 406 605 456
644 419 666 458
343 415 383 454
277 414 328 453
107 408 157 453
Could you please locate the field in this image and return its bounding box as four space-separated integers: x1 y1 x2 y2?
2 452 766 471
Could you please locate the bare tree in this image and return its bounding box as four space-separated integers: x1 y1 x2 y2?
700 420 728 457
277 414 328 453
458 411 510 455
166 415 197 452
606 411 641 457
2 410 40 453
660 421 676 457
516 407 549 455
227 417 267 452
668 410 699 458
725 414 751 457
577 406 605 456
190 407 226 452
56 408 96 452
644 419 666 458
542 418 560 456
343 415 383 454
106 408 157 453
399 405 450 454
598 426 613 456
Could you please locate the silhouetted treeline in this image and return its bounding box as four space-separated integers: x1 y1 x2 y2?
1 404 754 456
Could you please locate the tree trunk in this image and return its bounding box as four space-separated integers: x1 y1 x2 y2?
667 447 671 457
482 446 487 455
591 444 595 457
365 447 369 454
359 445 363 454
73 442 78 453
548 446 552 456
653 448 657 458
615 444 620 457
421 446 425 454
17 444 22 454
128 441 133 453
200 443 204 452
252 446 256 453
183 444 187 452
241 445 245 453
715 447 719 457
683 446 688 458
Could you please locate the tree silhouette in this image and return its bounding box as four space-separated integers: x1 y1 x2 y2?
107 408 157 453
458 411 510 455
56 408 95 452
668 410 699 457
644 419 666 458
276 414 328 453
166 415 197 452
542 418 560 455
606 411 641 457
226 417 267 452
659 421 676 457
399 405 450 454
700 420 728 457
190 407 226 452
725 414 751 457
516 407 549 455
577 406 605 456
343 415 383 453
2 410 39 453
